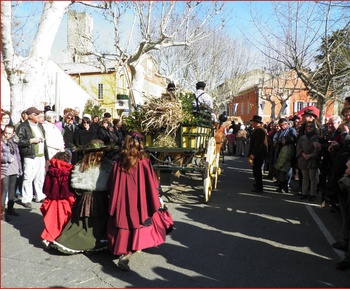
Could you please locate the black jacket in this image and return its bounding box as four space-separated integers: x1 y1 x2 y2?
248 126 268 161
16 120 48 160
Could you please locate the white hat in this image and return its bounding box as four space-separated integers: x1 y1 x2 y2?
83 113 91 119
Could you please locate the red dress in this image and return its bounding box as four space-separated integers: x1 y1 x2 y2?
40 159 75 242
107 158 174 255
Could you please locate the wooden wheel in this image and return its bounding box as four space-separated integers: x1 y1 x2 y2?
203 137 217 203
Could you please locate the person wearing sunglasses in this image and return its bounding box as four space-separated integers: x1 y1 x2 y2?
73 117 96 161
62 112 77 165
16 107 48 209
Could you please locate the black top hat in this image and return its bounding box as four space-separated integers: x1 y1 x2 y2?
250 115 263 124
301 109 318 118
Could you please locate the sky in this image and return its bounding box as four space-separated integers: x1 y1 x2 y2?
47 1 270 63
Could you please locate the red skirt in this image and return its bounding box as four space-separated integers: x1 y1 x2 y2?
40 197 75 242
107 210 174 255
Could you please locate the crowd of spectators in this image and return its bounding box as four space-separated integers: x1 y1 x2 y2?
1 105 128 214
218 97 350 271
2 101 350 270
1 105 173 271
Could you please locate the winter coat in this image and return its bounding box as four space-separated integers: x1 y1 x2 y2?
42 121 65 159
1 138 22 177
43 158 74 200
274 144 293 172
296 132 320 169
97 124 117 145
16 119 48 160
73 126 96 147
248 126 268 161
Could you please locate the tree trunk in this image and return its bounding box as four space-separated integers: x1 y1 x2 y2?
1 2 71 122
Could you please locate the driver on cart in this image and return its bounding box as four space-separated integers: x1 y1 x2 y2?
192 81 215 124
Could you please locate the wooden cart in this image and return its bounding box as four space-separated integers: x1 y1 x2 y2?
145 121 224 203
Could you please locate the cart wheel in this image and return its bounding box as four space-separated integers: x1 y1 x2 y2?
203 137 216 203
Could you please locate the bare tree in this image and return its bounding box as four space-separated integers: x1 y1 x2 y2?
245 1 350 119
259 56 303 120
1 1 107 122
90 1 231 108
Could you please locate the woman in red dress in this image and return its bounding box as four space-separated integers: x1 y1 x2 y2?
40 151 75 248
107 131 174 271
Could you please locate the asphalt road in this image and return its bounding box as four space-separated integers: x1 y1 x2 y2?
1 155 349 288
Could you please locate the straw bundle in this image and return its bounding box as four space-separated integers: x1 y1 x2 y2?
140 97 184 136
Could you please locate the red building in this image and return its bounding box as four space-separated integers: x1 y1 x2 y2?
226 70 334 124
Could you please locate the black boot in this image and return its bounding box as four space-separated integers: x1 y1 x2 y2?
282 181 289 194
275 183 282 192
1 206 11 222
7 200 20 216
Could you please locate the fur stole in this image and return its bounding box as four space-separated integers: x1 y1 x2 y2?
71 157 114 191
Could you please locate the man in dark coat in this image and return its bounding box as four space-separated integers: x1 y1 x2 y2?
248 115 268 193
16 107 49 208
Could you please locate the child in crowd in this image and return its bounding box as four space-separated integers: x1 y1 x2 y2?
274 135 294 193
40 151 75 248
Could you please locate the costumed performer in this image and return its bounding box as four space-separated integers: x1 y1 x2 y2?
52 139 114 254
40 151 75 249
107 131 174 271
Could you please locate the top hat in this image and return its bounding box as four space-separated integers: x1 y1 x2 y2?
301 109 318 118
250 115 263 124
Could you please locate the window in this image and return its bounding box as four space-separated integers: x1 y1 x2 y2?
98 83 103 99
294 101 304 113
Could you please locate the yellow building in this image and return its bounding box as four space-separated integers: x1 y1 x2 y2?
59 56 166 119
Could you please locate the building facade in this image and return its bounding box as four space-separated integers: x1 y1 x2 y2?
218 69 334 124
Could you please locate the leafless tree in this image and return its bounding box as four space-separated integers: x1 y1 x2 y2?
89 1 232 108
245 1 350 119
1 1 107 122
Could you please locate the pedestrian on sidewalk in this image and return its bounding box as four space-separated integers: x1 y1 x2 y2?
107 132 174 271
248 115 268 193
